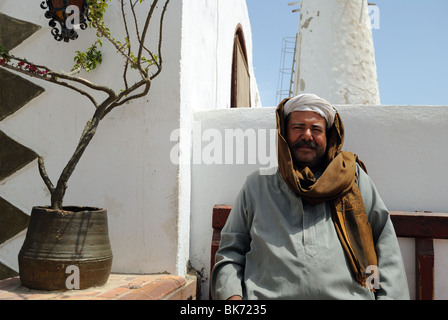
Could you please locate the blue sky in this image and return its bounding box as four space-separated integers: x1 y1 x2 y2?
246 0 448 107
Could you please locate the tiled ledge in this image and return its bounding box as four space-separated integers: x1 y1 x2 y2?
0 273 197 300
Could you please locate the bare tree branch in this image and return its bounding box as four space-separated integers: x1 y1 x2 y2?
101 80 149 119
54 72 117 99
51 96 114 210
130 0 142 44
120 0 131 90
150 0 170 80
137 0 159 66
38 156 55 194
0 61 100 107
92 18 147 77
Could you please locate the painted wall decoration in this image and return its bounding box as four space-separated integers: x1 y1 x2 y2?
0 12 44 280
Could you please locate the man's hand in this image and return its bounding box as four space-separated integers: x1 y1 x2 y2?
227 295 243 300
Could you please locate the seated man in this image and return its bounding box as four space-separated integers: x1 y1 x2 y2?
211 93 410 300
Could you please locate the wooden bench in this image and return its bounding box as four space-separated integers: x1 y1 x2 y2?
210 205 448 300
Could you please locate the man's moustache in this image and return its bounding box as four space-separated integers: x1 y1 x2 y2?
292 140 319 150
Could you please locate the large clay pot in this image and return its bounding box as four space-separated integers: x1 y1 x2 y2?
18 206 113 291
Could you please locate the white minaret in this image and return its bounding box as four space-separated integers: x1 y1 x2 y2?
293 0 380 105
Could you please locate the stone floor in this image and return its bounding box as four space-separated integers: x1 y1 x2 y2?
0 273 197 300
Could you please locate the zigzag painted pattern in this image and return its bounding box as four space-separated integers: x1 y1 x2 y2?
0 12 44 279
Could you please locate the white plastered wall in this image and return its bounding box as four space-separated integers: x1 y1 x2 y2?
0 0 185 275
0 0 259 280
178 0 260 277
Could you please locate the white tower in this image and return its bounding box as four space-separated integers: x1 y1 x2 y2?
294 0 380 105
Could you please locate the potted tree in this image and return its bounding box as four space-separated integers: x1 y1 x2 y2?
0 0 171 291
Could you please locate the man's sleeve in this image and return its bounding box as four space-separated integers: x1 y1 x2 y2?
357 166 411 300
210 181 252 300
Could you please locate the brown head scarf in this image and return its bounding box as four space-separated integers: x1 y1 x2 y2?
276 96 378 289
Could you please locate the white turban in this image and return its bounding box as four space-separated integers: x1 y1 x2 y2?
284 93 337 129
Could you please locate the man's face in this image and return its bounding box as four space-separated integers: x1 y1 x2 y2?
285 111 327 170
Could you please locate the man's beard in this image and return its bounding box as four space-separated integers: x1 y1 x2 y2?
290 140 326 170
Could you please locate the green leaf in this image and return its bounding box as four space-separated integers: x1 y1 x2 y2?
71 40 103 73
0 45 9 57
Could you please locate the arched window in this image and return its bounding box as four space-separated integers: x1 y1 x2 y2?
230 26 251 108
